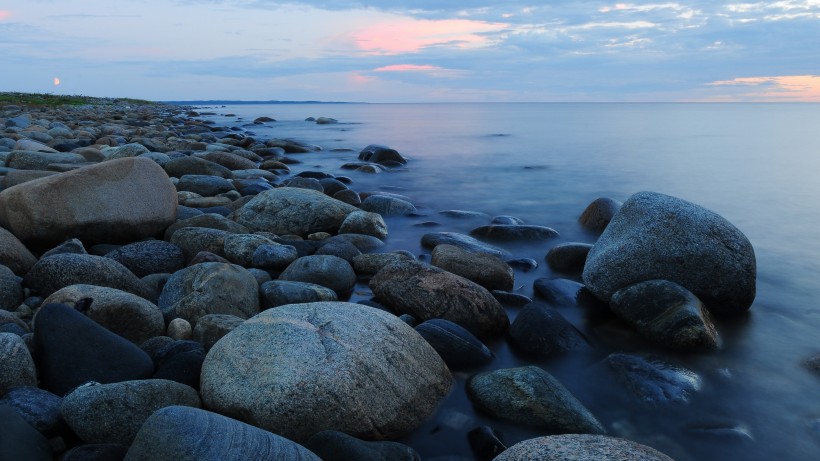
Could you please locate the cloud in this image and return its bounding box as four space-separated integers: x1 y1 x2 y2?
351 18 508 54
0 10 11 20
706 75 820 101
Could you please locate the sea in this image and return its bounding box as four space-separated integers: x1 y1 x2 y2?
192 102 820 460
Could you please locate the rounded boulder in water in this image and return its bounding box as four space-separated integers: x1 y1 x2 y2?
415 318 494 370
494 434 674 461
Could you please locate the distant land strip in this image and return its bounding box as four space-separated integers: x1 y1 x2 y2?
163 100 362 105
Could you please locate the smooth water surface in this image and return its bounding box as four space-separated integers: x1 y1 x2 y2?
199 103 820 460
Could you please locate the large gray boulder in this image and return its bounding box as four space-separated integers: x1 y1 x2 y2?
582 191 756 316
369 260 508 339
230 187 357 237
200 302 452 442
23 254 155 300
494 434 674 461
0 157 177 245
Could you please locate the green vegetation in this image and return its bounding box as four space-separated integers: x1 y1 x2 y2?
0 92 155 107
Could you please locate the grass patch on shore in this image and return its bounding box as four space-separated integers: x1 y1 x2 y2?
0 92 155 107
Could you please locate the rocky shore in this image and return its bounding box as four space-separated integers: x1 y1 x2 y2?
0 98 756 460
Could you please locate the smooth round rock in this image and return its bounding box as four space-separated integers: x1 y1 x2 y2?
533 278 585 307
279 255 357 296
358 144 407 165
430 244 514 291
169 227 231 262
579 197 623 233
0 264 24 311
494 434 674 461
338 210 388 239
508 303 590 357
360 195 417 216
124 405 320 461
0 332 37 395
167 318 193 340
61 379 202 444
192 314 245 351
105 240 185 277
603 353 701 405
546 243 593 273
164 213 249 240
223 234 275 267
24 253 155 300
0 404 53 461
352 253 414 276
251 244 300 270
177 174 235 196
0 227 37 275
200 302 452 442
0 386 63 436
260 280 338 308
415 318 494 370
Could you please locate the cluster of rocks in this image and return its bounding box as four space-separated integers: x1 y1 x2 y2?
0 101 757 460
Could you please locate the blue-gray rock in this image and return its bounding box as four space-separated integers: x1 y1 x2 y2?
200 302 452 442
546 243 593 273
305 430 420 461
610 280 719 351
360 195 417 216
533 278 585 307
5 114 31 128
604 353 701 405
157 262 259 327
163 155 233 179
0 386 63 437
468 426 507 461
0 264 24 311
33 303 155 396
415 318 494 370
327 233 385 252
251 243 299 270
578 197 623 233
582 191 756 316
5 150 87 170
315 238 362 263
0 226 38 275
61 379 202 445
279 255 357 296
0 332 37 395
369 259 509 339
0 404 53 461
506 258 539 272
339 210 388 240
199 151 258 170
101 142 149 159
169 227 231 262
149 340 205 389
358 144 407 165
124 406 321 461
352 252 414 276
490 215 525 225
105 240 185 277
491 290 533 307
318 178 348 197
508 303 590 357
467 366 605 434
430 244 514 291
23 254 155 300
421 232 510 257
164 213 249 240
223 233 274 267
192 314 245 351
260 280 338 308
283 176 324 192
494 434 674 461
470 225 559 242
59 444 129 461
316 117 338 124
39 238 87 259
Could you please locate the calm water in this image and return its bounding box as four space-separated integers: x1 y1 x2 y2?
197 103 820 460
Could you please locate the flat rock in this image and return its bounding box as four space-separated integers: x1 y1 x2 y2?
352 252 414 276
582 191 756 315
5 150 87 170
469 225 559 242
124 405 320 461
431 244 514 291
0 157 177 246
200 302 452 442
421 232 510 258
494 434 673 461
370 259 509 339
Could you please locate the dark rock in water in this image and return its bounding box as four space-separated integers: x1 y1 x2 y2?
279 255 357 296
370 259 509 339
495 434 674 461
467 366 605 434
491 290 533 307
59 444 129 461
60 379 202 445
297 170 335 180
315 117 338 124
603 353 701 405
610 280 719 352
578 197 622 233
254 116 276 123
0 386 64 437
176 174 235 197
508 303 590 357
333 189 361 206
421 232 510 258
0 264 24 311
490 215 525 225
305 430 420 461
358 144 407 165
431 244 514 291
260 280 338 308
468 426 507 461
470 225 559 242
105 240 185 277
415 319 494 370
506 258 538 272
533 278 585 307
326 233 385 252
338 210 388 240
360 195 417 216
33 303 155 396
283 176 324 192
124 405 321 461
193 314 246 351
546 242 593 274
0 404 53 461
439 210 489 219
684 420 754 441
319 178 348 197
583 191 756 316
23 253 155 300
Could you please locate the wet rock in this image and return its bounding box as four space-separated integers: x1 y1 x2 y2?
0 227 37 275
230 187 357 237
33 303 155 396
43 284 164 344
105 240 185 277
506 257 539 272
421 232 510 257
0 404 53 461
431 244 514 291
158 262 259 327
358 144 407 166
124 405 320 460
24 254 155 300
546 243 593 273
339 210 388 240
0 333 37 394
468 426 507 461
494 434 674 461
200 302 452 442
327 233 384 253
578 197 622 233
415 318 494 370
176 174 235 196
318 178 348 197
0 157 177 246
370 259 509 339
470 225 559 242
279 255 357 296
192 314 245 351
533 278 585 307
223 233 275 267
61 379 202 444
610 280 719 351
360 195 417 216
0 264 24 311
316 117 338 124
467 366 605 434
603 353 702 405
0 386 63 437
583 191 756 316
508 303 590 357
439 210 489 219
315 238 361 263
334 189 362 206
352 252 415 276
305 430 420 461
491 290 533 307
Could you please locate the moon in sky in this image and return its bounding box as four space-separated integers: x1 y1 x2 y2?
53 77 60 86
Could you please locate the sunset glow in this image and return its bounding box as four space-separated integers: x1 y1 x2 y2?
53 77 61 86
353 18 508 55
0 10 11 20
374 64 440 72
708 75 820 101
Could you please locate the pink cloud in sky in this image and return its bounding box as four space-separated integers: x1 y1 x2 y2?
0 10 12 20
374 64 440 72
353 18 507 55
707 75 820 101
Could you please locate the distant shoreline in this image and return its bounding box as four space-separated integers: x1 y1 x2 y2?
163 100 363 105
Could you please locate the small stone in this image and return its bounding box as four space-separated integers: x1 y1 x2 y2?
546 243 593 273
279 255 357 296
338 210 388 240
167 318 193 340
579 197 623 233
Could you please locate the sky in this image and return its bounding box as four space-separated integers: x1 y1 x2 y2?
1 0 819 102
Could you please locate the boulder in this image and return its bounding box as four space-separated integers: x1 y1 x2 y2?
164 213 249 240
582 191 756 315
0 333 37 395
5 150 87 170
431 244 514 291
0 227 38 275
369 259 508 339
124 406 320 461
104 240 185 277
494 434 673 461
169 227 232 262
252 244 300 271
0 386 63 437
352 252 414 276
415 318 494 370
230 187 357 236
546 243 593 273
0 157 177 245
200 302 452 442
0 264 24 311
338 210 388 240
176 174 235 196
192 314 245 351
360 195 417 216
279 255 357 296
508 303 590 357
260 280 338 308
358 144 407 166
163 155 233 179
24 254 155 300
223 234 275 267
